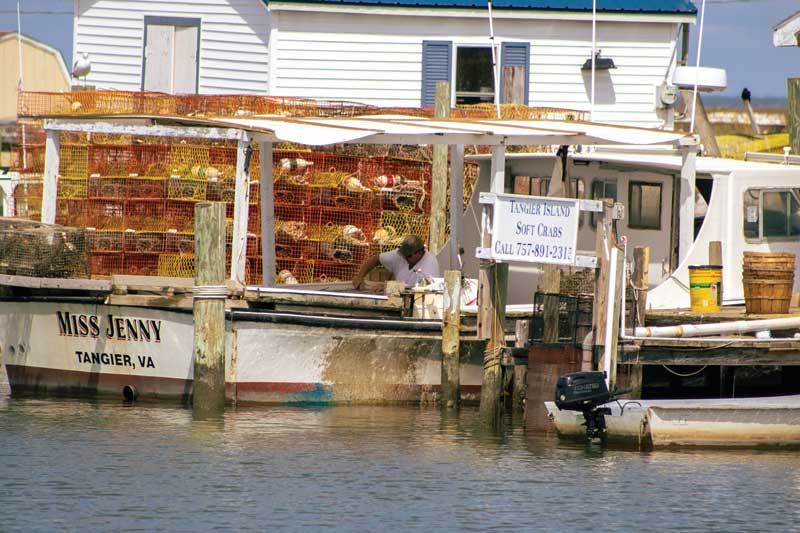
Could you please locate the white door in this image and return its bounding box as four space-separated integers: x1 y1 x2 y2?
143 20 199 94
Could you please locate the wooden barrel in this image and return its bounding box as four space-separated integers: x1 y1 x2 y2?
742 252 795 314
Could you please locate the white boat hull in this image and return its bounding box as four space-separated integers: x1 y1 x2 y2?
0 301 485 404
545 395 800 446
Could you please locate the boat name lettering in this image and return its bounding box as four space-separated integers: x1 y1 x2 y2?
57 312 162 342
74 351 156 369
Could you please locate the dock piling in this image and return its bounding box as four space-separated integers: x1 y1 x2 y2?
192 201 227 416
479 261 508 419
441 270 461 408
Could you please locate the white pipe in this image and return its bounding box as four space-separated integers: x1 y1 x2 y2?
602 246 620 387
633 316 800 339
689 0 707 134
581 331 594 371
487 0 501 119
590 0 596 122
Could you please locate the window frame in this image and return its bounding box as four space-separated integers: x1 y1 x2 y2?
453 45 496 106
590 178 617 228
627 180 663 230
743 187 800 243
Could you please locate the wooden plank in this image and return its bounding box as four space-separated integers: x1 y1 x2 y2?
41 129 60 225
245 289 402 312
429 81 450 255
502 65 525 104
622 340 800 366
449 144 464 269
681 90 720 157
258 141 277 286
0 273 111 292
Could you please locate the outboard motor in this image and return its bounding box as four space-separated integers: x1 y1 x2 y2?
555 371 620 443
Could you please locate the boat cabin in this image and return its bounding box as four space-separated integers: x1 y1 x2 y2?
465 150 800 310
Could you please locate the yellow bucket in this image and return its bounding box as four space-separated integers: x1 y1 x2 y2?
689 265 722 312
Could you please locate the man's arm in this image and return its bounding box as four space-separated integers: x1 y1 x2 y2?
352 253 382 289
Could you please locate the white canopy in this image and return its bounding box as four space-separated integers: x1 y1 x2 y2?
44 114 689 147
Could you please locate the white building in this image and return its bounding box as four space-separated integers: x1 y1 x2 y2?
72 0 696 127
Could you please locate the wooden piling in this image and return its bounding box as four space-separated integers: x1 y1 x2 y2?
788 78 800 157
709 240 722 265
542 265 561 343
192 202 227 415
441 270 461 408
513 319 530 410
632 246 650 327
429 81 450 255
479 261 508 419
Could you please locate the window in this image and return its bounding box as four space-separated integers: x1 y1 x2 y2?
513 175 549 196
590 178 617 227
420 41 530 106
628 181 662 230
743 188 800 241
455 47 495 105
142 17 200 94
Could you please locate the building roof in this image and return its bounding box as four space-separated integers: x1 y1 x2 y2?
773 10 800 47
265 0 696 14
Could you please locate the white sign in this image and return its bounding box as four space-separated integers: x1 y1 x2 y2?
478 192 580 265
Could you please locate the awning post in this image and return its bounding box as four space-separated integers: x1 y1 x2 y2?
678 136 699 265
231 137 251 283
258 141 277 286
42 129 60 224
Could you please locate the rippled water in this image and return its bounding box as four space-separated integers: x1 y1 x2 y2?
1 389 800 531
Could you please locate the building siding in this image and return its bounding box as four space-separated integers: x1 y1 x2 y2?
75 0 271 94
272 11 679 127
0 36 70 121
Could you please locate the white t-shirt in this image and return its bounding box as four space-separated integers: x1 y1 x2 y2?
379 249 440 287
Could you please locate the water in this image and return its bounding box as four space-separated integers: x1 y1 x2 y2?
1 392 800 532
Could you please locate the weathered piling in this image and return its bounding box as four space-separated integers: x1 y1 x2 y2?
441 269 461 408
192 201 227 415
479 261 508 419
632 246 650 327
512 319 530 410
429 81 450 254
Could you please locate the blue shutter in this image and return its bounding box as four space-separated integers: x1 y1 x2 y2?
500 42 530 105
421 41 452 107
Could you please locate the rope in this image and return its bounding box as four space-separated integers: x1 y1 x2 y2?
483 344 503 370
192 285 228 300
661 364 707 377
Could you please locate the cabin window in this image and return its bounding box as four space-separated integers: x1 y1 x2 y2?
628 181 662 230
455 47 495 105
512 176 583 198
743 188 800 241
513 175 549 196
590 178 617 228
